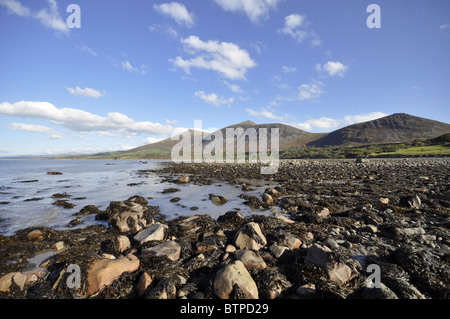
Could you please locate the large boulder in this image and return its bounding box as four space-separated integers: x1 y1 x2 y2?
214 260 258 299
103 196 155 233
234 250 267 269
305 244 354 286
133 223 168 245
400 195 422 209
86 254 140 296
234 222 267 251
141 240 182 262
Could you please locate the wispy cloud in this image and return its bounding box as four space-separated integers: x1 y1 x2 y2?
121 60 148 74
298 83 324 101
0 0 69 36
440 23 449 29
293 112 388 132
66 86 105 98
43 144 138 156
223 81 244 93
282 66 297 73
245 107 285 121
195 91 234 107
9 122 53 133
214 0 282 24
278 13 321 46
9 122 65 139
149 23 179 39
153 2 194 27
171 35 257 80
77 46 97 57
166 119 180 125
0 0 30 16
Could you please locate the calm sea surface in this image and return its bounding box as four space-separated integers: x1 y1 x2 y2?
0 160 273 236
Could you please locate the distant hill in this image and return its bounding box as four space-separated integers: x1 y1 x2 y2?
203 120 325 150
124 129 208 154
430 133 450 144
308 113 450 147
125 121 324 156
50 113 450 160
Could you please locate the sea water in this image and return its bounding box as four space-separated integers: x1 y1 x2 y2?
0 160 273 236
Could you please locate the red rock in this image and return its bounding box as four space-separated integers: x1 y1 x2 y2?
86 254 140 296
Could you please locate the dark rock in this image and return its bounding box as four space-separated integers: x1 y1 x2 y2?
47 172 63 175
209 194 228 205
217 211 245 231
52 200 75 209
74 205 100 216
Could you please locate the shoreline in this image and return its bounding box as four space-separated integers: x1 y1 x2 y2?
0 158 449 299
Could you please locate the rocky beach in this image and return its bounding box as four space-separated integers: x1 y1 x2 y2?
0 158 449 300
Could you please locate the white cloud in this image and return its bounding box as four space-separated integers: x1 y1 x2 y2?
294 117 339 131
49 132 65 139
0 148 9 154
293 112 388 132
278 13 321 46
0 101 176 137
66 86 105 98
121 60 148 74
143 137 163 144
298 83 323 100
214 0 282 24
223 81 244 93
9 122 53 133
245 107 285 121
440 23 449 29
166 119 180 125
149 23 178 39
153 2 194 27
195 91 234 107
171 35 257 80
9 122 66 139
77 46 97 57
44 144 136 156
98 131 115 137
0 0 69 35
282 66 297 73
249 41 266 54
0 0 30 17
316 61 349 77
34 0 68 35
272 75 291 90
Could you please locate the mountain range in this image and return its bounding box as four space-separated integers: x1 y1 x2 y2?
46 113 450 160
123 113 450 154
308 113 450 147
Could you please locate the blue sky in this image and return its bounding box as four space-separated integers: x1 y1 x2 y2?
0 0 449 156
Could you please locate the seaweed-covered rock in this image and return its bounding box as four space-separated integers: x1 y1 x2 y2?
145 277 177 299
177 215 217 237
234 222 267 251
104 196 155 233
209 194 228 205
214 260 258 299
254 268 292 299
305 244 354 286
217 211 245 231
74 205 101 216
